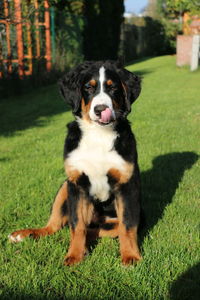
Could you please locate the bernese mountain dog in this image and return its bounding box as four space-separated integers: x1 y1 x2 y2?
9 60 142 266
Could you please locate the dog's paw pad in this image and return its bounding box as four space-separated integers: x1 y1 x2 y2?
8 233 24 243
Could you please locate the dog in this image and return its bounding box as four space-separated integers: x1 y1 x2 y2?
9 60 142 265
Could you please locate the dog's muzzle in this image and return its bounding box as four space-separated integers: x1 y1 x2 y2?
94 105 113 124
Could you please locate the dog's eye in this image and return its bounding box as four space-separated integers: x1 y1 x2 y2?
84 84 94 92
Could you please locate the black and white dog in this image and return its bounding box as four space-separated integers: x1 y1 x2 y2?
9 61 142 265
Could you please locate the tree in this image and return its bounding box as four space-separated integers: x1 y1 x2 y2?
83 0 124 60
158 0 200 16
50 0 124 61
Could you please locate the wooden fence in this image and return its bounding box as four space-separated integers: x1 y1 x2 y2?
0 0 52 78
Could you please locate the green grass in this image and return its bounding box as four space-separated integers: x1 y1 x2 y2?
0 56 199 300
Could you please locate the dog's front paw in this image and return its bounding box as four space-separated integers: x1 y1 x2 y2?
8 229 34 243
121 251 142 265
64 255 84 266
8 232 24 243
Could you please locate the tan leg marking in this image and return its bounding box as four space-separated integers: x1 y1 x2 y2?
64 162 81 184
46 181 68 231
64 198 94 266
115 197 142 265
108 163 134 184
9 181 68 242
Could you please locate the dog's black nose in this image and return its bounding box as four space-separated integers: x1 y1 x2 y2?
94 104 108 116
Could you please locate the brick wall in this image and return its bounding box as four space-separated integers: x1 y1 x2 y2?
176 35 193 66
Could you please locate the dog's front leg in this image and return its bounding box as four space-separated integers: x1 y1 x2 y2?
64 180 93 266
9 181 68 242
115 178 142 265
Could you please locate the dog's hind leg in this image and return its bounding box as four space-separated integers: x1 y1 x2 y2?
8 181 68 242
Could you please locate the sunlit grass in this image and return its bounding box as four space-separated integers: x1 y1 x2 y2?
0 56 199 299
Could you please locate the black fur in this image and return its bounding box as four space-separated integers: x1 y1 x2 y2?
77 173 91 194
61 199 68 217
119 172 141 229
64 121 82 159
58 62 94 114
114 119 138 162
67 181 80 230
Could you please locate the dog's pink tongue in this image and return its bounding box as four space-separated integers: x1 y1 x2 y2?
100 108 112 123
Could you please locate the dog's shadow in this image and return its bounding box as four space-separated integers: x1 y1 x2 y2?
140 151 198 241
169 262 200 300
88 151 198 253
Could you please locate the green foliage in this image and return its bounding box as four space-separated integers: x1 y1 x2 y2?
143 17 171 56
0 0 124 94
121 22 139 62
0 55 200 299
156 0 200 50
156 1 184 50
122 16 177 63
51 0 124 62
158 0 200 16
166 0 200 14
53 1 84 71
50 0 84 14
160 17 182 49
144 16 180 55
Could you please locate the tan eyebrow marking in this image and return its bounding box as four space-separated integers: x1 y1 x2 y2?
106 79 113 86
89 79 97 86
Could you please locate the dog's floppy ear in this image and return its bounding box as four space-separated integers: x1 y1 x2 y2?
58 62 93 114
58 67 82 114
118 67 141 114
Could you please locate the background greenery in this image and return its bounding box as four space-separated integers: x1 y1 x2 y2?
157 0 200 16
0 55 199 299
0 0 124 97
3 0 196 97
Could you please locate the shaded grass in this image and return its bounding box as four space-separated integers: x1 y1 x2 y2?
0 56 199 299
0 85 68 137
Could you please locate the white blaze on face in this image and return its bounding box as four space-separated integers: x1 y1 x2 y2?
99 66 105 93
89 66 115 122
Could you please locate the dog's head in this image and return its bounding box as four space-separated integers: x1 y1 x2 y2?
58 60 141 125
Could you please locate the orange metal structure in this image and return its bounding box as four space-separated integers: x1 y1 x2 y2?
44 0 51 71
0 0 52 78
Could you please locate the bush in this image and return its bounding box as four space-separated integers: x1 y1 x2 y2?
121 16 179 63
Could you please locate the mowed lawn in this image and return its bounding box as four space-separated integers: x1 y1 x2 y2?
0 56 199 300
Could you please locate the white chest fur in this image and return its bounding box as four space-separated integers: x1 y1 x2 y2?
66 119 127 202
